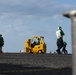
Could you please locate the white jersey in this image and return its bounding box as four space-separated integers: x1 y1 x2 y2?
56 30 61 39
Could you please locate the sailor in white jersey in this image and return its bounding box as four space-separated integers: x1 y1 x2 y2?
56 26 65 54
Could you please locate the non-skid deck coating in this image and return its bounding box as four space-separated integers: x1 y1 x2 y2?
0 53 72 75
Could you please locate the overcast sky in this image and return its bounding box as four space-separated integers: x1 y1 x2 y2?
0 0 75 53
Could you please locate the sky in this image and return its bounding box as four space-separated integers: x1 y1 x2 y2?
0 0 76 53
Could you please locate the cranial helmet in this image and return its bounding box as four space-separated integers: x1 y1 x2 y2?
58 26 62 30
0 34 2 36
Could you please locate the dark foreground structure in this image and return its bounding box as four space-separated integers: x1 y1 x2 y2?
0 53 72 75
